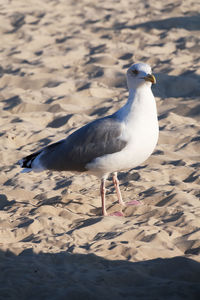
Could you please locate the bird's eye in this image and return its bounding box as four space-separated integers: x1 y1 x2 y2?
132 69 139 75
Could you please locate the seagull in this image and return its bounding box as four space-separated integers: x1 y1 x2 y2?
19 62 159 216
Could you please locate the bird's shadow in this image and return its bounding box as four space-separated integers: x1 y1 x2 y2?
0 194 16 210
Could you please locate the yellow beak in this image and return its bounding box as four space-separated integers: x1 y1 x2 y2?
144 74 156 84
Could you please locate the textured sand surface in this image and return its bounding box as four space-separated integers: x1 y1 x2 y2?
0 0 200 299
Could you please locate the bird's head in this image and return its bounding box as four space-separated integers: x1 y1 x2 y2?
126 63 156 90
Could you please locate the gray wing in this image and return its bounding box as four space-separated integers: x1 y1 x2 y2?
39 116 127 172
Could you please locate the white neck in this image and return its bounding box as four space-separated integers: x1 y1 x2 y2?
115 85 156 121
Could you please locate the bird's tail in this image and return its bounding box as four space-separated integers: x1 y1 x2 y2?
18 140 64 173
18 149 43 173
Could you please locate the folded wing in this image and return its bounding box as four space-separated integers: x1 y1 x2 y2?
20 116 127 173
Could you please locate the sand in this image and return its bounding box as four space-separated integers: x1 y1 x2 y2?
0 0 200 299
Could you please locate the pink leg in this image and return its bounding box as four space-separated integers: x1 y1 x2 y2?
100 178 107 216
100 177 123 217
112 172 141 206
112 172 125 206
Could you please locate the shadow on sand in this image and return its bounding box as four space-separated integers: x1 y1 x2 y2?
113 15 200 32
0 249 200 300
152 72 200 99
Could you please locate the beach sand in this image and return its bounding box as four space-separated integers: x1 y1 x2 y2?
0 0 200 299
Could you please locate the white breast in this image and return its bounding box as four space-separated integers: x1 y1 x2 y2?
87 86 159 178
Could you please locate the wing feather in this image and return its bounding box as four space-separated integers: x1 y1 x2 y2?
39 116 127 172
